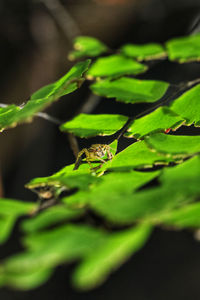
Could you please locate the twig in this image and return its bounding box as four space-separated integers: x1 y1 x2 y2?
0 103 9 108
39 0 81 41
186 78 200 87
67 132 79 158
31 198 58 216
77 94 101 114
36 112 62 125
187 14 200 35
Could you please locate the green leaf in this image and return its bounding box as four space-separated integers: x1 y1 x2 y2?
0 198 36 216
0 60 90 132
0 267 53 290
68 36 108 60
23 224 107 253
90 77 169 104
90 187 168 224
26 164 74 188
0 105 20 132
145 133 200 157
21 205 84 233
63 169 160 208
170 84 200 126
0 198 36 244
31 59 91 100
104 140 174 171
90 156 200 224
0 215 16 244
2 225 107 280
0 224 106 289
151 202 200 228
27 172 98 191
72 224 152 290
125 107 184 138
159 154 200 193
25 163 100 191
60 113 128 137
109 139 118 156
143 155 200 226
121 43 166 61
166 33 200 62
87 55 147 78
0 223 152 290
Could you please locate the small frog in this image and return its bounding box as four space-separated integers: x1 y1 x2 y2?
74 144 113 170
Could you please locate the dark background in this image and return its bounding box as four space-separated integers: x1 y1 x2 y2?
0 0 200 299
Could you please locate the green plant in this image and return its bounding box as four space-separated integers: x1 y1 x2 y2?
1 34 200 290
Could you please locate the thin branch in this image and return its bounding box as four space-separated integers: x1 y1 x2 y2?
186 78 200 87
36 112 62 125
39 0 81 41
31 198 58 216
77 93 101 115
187 14 200 35
67 132 79 158
0 103 9 108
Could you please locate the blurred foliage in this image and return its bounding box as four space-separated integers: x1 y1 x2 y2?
68 36 108 60
120 43 166 60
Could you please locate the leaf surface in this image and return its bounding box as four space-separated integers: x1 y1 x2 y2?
63 169 160 207
151 202 200 228
0 105 20 131
170 84 200 126
0 224 107 290
21 205 83 233
60 113 128 137
0 267 53 290
26 168 99 192
0 198 36 244
104 140 174 171
89 156 200 224
90 77 169 103
73 224 152 289
87 55 147 78
145 133 200 157
125 107 184 138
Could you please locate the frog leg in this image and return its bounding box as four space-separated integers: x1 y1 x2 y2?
73 148 87 170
